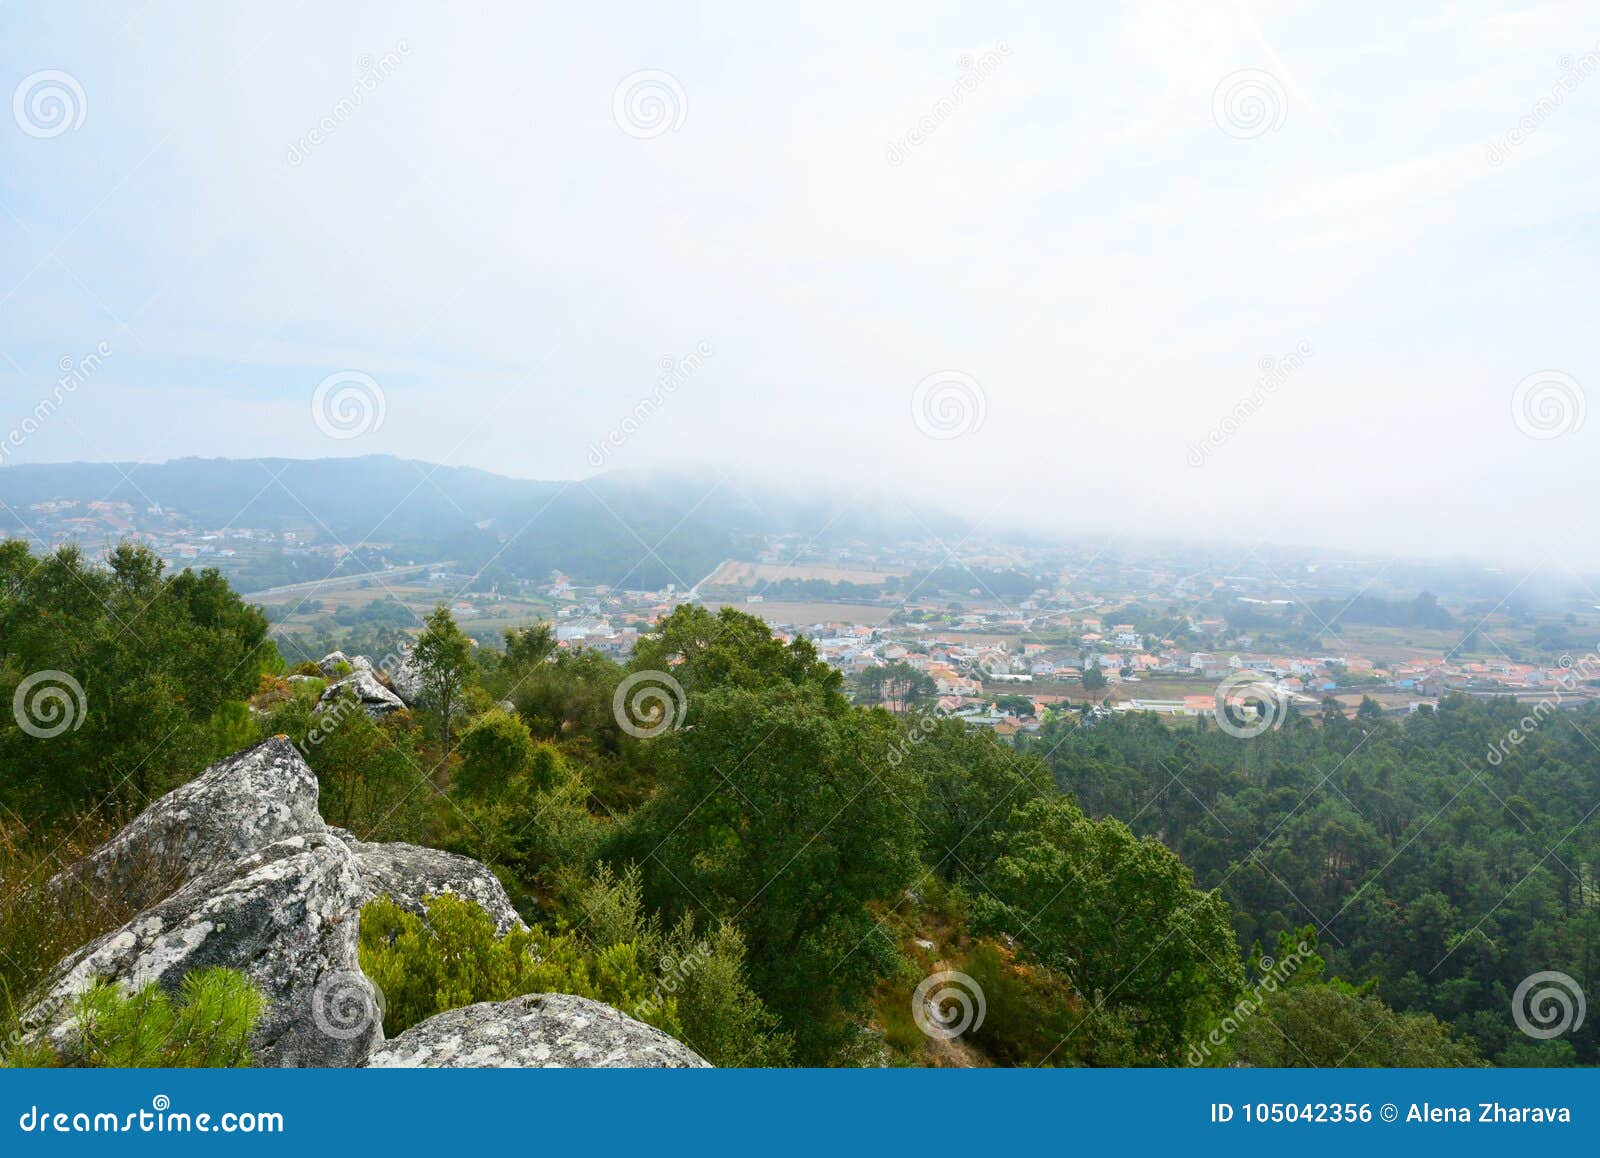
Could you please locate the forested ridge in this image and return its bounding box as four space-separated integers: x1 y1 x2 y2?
2 540 1591 1067
1034 700 1600 1065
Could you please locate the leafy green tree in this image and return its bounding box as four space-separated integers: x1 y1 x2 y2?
1082 662 1107 691
455 708 535 799
972 796 1244 1060
502 621 557 674
618 684 924 1061
631 604 843 703
1234 983 1484 1066
267 687 430 841
413 605 474 749
853 661 935 714
0 541 270 818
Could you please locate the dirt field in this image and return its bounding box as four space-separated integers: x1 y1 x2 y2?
705 560 904 587
706 599 899 627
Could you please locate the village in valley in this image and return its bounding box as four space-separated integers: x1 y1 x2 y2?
8 498 1596 732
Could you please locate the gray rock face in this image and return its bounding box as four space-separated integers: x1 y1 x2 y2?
385 644 422 707
362 993 709 1068
317 651 354 677
339 837 524 934
30 832 380 1067
47 736 325 911
316 669 406 719
30 733 698 1068
379 642 422 706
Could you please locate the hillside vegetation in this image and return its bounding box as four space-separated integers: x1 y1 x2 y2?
4 541 1590 1066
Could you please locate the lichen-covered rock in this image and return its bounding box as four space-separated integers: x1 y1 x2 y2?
362 993 709 1068
385 644 422 707
316 669 406 719
338 837 525 934
46 736 325 911
317 651 352 677
28 832 380 1067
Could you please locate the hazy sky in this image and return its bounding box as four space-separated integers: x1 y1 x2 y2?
1 2 1596 565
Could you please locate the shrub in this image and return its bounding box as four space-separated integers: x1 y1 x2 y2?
358 893 679 1040
11 968 263 1068
455 709 535 799
0 814 142 1050
358 889 790 1065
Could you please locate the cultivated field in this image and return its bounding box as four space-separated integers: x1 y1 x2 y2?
705 599 898 627
705 560 904 587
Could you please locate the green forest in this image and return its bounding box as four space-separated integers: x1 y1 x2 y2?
1 540 1593 1067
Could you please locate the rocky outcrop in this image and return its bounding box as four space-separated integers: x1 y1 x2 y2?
385 644 422 707
338 836 525 934
316 669 406 719
31 832 379 1067
47 737 325 911
26 736 697 1068
362 994 709 1068
317 651 371 678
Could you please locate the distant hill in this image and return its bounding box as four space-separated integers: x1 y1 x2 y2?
0 456 964 591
